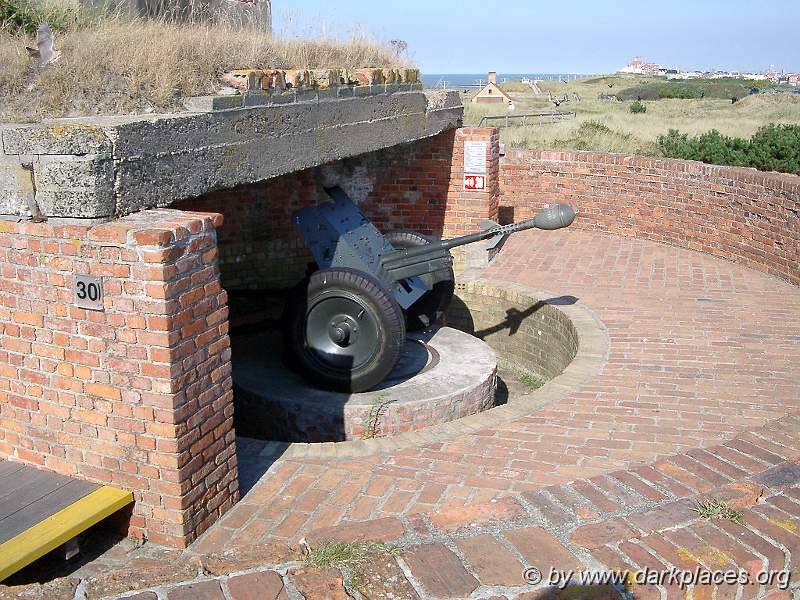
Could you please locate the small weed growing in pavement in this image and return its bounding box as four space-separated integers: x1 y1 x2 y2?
519 372 545 390
306 541 398 570
692 498 744 524
363 394 392 440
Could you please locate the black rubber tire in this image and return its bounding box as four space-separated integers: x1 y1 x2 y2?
385 230 456 331
282 268 406 393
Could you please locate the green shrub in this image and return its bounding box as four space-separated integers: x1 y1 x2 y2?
617 78 769 102
657 124 800 175
747 124 800 173
629 100 647 114
580 120 612 134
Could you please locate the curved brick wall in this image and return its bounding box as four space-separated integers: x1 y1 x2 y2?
446 282 579 381
500 150 800 285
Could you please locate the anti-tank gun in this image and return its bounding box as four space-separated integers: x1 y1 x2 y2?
283 186 576 392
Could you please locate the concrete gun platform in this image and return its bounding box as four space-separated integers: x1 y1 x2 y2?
232 327 497 442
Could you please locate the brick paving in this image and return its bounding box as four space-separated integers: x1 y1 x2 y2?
2 230 799 599
195 230 800 550
10 412 797 599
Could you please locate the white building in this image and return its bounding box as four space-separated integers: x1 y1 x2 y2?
618 57 662 75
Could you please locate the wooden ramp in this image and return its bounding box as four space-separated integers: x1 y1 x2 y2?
0 459 133 582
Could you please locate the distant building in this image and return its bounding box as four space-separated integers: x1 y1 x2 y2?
618 57 662 75
617 56 794 83
472 72 515 109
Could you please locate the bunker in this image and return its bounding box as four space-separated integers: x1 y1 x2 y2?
0 78 518 551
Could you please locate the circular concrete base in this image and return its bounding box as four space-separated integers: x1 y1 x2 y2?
232 327 497 442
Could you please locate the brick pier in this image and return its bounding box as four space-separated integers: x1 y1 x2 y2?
0 210 237 547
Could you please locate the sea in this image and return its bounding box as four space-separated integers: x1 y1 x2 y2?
422 73 601 89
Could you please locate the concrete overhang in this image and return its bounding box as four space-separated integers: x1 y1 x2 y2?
0 89 463 221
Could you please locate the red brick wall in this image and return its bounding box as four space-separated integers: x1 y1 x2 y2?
500 150 800 285
0 209 236 547
177 128 500 290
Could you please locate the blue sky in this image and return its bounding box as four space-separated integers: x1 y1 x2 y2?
274 1 799 74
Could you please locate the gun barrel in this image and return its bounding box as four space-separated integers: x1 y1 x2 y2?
438 218 533 251
382 204 576 265
439 203 576 251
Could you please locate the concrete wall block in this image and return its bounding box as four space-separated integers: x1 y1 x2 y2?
0 154 27 216
35 154 114 190
426 107 465 133
337 87 354 99
32 155 116 218
294 89 319 103
425 90 462 111
2 123 113 156
242 93 272 107
37 189 115 218
182 95 245 113
0 153 18 189
0 190 29 216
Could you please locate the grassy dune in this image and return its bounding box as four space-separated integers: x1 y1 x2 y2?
0 1 404 121
464 75 800 155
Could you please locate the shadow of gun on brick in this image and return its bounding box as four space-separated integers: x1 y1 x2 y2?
447 295 578 339
444 292 580 408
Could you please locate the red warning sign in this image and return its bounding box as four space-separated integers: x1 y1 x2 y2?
464 174 486 191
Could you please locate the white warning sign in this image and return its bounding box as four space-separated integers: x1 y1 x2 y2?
464 141 488 174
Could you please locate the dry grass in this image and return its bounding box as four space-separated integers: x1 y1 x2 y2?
465 76 800 155
305 541 398 570
0 16 405 122
0 30 29 95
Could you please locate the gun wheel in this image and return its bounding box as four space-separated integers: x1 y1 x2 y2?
385 230 456 331
283 268 405 393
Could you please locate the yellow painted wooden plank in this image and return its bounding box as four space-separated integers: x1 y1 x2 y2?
0 486 133 582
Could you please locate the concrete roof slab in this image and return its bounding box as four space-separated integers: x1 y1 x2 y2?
0 90 463 220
